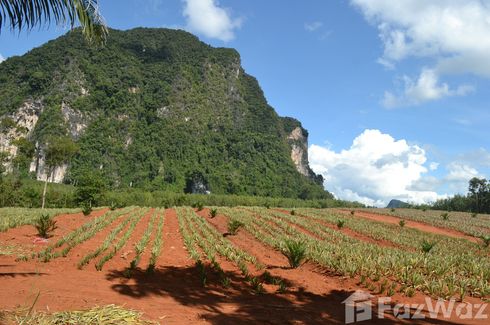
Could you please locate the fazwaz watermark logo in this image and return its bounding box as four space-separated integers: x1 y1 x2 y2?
343 290 489 324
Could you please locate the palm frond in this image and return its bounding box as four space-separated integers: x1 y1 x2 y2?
0 0 107 45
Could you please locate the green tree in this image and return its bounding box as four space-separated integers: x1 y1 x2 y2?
0 0 107 44
42 136 78 209
74 169 105 207
469 177 488 213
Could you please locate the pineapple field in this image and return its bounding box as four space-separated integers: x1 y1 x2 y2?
0 206 489 324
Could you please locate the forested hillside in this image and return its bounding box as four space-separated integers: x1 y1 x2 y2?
0 28 330 200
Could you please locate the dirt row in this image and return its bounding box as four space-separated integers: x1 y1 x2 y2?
0 208 486 324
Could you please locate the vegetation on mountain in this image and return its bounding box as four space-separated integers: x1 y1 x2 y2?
0 28 332 203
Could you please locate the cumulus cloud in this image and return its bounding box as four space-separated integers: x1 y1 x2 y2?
0 54 5 63
444 162 481 193
382 68 474 108
305 21 323 32
183 0 242 42
351 0 490 105
309 129 441 206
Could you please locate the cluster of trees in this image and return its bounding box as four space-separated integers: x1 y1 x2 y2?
432 178 490 214
0 175 362 209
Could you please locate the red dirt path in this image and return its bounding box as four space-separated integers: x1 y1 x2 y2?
0 208 487 324
337 209 480 244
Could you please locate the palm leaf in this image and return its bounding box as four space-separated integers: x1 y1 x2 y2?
0 0 107 45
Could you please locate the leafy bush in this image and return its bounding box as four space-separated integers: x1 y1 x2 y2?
210 208 218 218
290 210 296 216
390 208 395 212
228 219 244 235
35 214 57 238
399 220 406 227
441 212 449 220
350 210 355 215
421 240 436 253
281 239 307 268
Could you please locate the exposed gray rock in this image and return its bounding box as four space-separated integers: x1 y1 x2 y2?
61 102 87 140
0 100 43 172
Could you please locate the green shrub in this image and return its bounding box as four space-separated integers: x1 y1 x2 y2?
210 208 218 218
441 212 449 220
471 213 478 218
228 219 244 235
35 214 57 238
399 220 406 228
282 239 307 268
290 210 296 216
390 208 395 212
350 210 355 215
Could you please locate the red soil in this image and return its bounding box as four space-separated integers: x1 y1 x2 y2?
0 208 487 324
337 209 480 243
102 208 155 271
0 208 108 255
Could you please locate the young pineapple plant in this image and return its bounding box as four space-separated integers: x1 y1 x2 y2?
481 235 490 248
421 240 436 253
193 202 204 211
109 202 117 211
227 219 244 235
210 208 218 218
281 239 307 268
337 219 346 229
81 203 93 216
35 214 57 239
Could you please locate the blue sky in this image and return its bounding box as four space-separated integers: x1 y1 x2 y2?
1 0 489 206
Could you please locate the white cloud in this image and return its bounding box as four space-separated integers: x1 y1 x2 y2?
444 162 481 193
0 54 5 63
309 129 441 206
382 68 474 108
429 162 439 171
183 0 242 42
305 21 323 32
458 148 490 168
351 0 490 105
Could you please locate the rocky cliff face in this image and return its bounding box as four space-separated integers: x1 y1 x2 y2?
0 100 43 172
287 126 310 177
